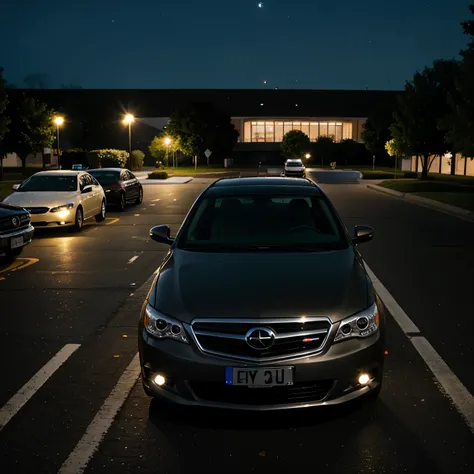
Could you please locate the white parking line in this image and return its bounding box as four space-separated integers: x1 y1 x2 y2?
365 262 474 433
151 198 161 202
0 344 80 431
57 354 140 474
127 255 139 264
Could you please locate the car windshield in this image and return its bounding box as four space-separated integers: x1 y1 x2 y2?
177 194 348 252
287 161 303 167
89 171 120 185
18 175 78 192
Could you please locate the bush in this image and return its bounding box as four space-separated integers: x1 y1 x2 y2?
148 170 168 180
131 150 145 170
404 171 417 178
90 149 129 168
361 170 398 179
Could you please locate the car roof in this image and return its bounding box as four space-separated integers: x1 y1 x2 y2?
206 177 322 197
88 168 124 172
32 170 81 176
286 158 303 162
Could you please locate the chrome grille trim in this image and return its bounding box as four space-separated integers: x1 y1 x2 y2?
189 317 333 363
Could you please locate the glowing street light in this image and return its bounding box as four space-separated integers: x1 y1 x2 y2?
305 153 311 159
123 114 135 168
53 116 65 169
163 137 173 167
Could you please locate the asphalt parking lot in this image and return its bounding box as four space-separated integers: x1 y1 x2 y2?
0 176 473 474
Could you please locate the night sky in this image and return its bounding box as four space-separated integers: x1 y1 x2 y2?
0 0 470 90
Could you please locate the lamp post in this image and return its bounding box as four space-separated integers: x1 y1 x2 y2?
164 137 172 167
54 116 64 169
123 114 134 169
305 153 311 160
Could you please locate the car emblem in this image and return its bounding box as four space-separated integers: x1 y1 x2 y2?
245 327 276 350
11 216 20 227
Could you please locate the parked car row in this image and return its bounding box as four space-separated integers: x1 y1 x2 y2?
0 168 143 263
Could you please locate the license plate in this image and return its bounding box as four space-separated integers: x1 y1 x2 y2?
226 367 294 387
10 236 23 249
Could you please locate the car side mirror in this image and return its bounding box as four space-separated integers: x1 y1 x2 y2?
150 225 174 245
82 185 93 194
352 225 374 245
12 184 20 191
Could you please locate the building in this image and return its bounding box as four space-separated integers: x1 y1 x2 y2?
5 88 401 166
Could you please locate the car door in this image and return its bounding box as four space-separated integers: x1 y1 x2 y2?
89 175 104 212
79 174 95 219
127 171 139 200
122 170 137 201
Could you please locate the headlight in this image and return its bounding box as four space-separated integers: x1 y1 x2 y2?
50 203 74 212
333 303 380 343
144 304 189 344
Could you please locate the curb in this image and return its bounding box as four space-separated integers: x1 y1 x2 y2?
367 184 474 222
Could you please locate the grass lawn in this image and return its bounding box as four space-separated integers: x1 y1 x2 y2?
378 179 474 212
0 181 18 201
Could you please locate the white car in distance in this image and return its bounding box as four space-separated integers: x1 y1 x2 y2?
3 171 106 232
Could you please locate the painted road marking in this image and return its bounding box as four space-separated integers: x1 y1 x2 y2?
0 344 80 431
0 258 39 280
58 354 140 474
150 204 156 207
151 198 161 202
134 214 140 217
127 255 139 264
105 218 120 225
365 262 474 433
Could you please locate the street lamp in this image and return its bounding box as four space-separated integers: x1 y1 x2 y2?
54 116 64 169
305 153 311 159
164 136 172 167
123 114 135 169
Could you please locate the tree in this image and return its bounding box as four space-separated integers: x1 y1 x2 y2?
361 104 395 156
149 133 180 166
2 93 55 169
165 102 239 164
0 68 11 180
280 130 310 158
385 137 410 170
390 59 459 180
338 139 361 166
312 136 335 168
443 4 474 160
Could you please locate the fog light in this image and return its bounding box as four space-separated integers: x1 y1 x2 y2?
358 373 370 385
154 374 166 386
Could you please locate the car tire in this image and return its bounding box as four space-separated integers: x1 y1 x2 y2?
70 207 84 232
118 192 126 212
135 186 143 205
95 200 106 222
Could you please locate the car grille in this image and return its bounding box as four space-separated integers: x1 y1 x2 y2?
189 380 334 406
190 318 332 362
0 214 31 234
25 207 49 215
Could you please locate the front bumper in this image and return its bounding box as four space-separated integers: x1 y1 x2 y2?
30 212 74 227
0 225 35 255
139 320 385 411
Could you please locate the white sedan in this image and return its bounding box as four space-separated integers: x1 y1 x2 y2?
3 170 106 232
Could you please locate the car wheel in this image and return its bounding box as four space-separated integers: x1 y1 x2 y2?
135 187 143 205
118 192 126 212
95 200 106 222
70 207 84 232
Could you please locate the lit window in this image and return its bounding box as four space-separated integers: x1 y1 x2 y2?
335 124 342 142
292 122 302 132
275 122 284 142
320 122 328 136
301 122 310 136
343 122 352 139
244 122 251 142
328 122 336 138
283 122 293 135
265 122 275 142
253 122 265 142
310 122 319 141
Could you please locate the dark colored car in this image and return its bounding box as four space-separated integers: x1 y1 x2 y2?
88 168 143 211
0 203 34 262
139 177 385 410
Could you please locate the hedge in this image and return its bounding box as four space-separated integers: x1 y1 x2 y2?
148 170 168 180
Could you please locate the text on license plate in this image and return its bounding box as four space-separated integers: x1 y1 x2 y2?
10 236 23 249
226 367 294 387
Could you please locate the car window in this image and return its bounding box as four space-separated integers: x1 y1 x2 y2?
89 176 100 186
123 170 133 180
178 193 348 251
89 170 120 185
128 171 136 180
79 175 89 190
19 175 78 192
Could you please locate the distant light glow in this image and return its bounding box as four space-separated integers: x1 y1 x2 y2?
54 116 64 126
257 2 264 8
164 137 172 146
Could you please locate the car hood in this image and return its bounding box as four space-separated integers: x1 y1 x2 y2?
0 202 29 216
3 191 79 208
150 247 372 323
